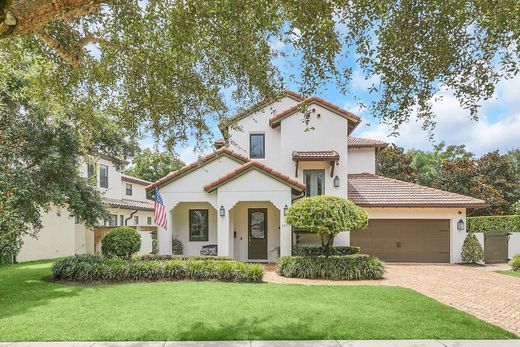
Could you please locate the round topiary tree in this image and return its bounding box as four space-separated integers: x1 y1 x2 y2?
285 196 368 257
101 226 141 259
461 233 484 264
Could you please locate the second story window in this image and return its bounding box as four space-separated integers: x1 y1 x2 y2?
134 215 139 225
147 216 152 225
249 134 265 159
87 163 96 184
126 183 133 196
304 170 325 196
99 164 108 188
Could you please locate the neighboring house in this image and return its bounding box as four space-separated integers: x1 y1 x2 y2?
145 90 491 264
18 155 156 262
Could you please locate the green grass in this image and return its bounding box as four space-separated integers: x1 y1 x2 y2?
0 259 516 341
496 270 520 278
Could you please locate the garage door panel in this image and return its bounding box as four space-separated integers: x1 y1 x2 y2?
351 219 450 263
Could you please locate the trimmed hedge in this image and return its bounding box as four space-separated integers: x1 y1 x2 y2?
140 254 234 261
101 227 141 258
467 215 520 233
512 254 520 272
277 255 385 280
292 246 360 256
52 255 263 283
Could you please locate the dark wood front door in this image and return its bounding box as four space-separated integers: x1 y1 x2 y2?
248 208 267 259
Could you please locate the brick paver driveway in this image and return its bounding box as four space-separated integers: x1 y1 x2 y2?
264 264 520 335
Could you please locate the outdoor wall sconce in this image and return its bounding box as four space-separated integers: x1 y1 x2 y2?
219 206 225 217
457 219 465 231
283 205 288 216
333 175 340 187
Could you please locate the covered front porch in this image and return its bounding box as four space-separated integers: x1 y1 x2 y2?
163 200 286 262
156 161 306 261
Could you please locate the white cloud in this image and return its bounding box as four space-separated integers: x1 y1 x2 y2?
177 146 211 164
358 75 520 155
351 70 381 91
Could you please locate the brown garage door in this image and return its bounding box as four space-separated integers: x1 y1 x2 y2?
351 219 450 262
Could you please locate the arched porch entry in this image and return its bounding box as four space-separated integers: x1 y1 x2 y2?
230 201 281 262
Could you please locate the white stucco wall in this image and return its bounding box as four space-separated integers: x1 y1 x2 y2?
120 181 148 201
18 208 76 262
348 148 376 174
156 155 244 255
355 207 467 263
279 104 348 200
227 96 300 170
509 233 520 259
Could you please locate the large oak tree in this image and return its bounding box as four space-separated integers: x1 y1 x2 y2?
1 0 520 147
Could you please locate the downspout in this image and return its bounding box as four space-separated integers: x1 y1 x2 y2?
125 210 138 226
292 190 306 203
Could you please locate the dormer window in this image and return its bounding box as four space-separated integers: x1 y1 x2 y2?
250 134 265 159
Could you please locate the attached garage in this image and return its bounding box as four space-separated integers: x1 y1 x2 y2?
351 219 450 262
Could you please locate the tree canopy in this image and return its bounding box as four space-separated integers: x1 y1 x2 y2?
1 0 520 149
125 149 184 183
0 60 134 263
377 144 520 215
286 196 368 255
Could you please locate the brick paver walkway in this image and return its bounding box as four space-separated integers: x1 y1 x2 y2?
263 263 520 335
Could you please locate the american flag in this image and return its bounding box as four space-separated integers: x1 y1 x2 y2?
153 187 167 229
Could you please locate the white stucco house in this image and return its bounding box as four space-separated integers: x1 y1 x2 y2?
18 156 156 262
145 90 491 264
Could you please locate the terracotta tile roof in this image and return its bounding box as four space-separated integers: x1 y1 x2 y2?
103 198 154 211
213 139 226 149
269 96 362 134
348 173 488 208
146 147 249 191
292 150 340 161
203 161 306 193
121 174 151 186
219 89 304 136
348 137 389 149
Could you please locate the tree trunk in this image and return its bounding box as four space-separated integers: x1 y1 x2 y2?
1 0 103 39
322 234 335 258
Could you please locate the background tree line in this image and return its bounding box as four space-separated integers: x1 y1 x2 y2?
377 143 520 216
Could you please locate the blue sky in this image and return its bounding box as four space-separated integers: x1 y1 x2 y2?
140 38 520 164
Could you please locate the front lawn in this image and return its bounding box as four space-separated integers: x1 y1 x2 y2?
0 260 516 341
496 270 520 278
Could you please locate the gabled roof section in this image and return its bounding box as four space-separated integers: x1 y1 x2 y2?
146 147 249 191
348 137 389 149
219 89 304 137
203 161 306 194
348 173 488 208
121 174 151 186
103 198 154 211
269 96 362 134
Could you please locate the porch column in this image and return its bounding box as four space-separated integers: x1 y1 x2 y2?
280 208 292 257
158 210 173 255
217 206 231 256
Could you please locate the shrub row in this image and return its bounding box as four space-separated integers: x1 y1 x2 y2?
139 254 234 261
467 215 520 233
292 245 360 256
512 254 520 272
52 255 264 283
277 255 384 280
